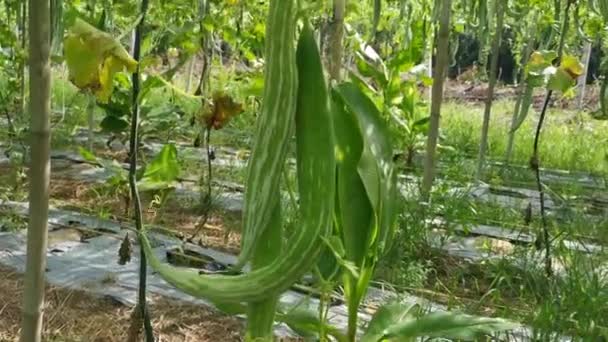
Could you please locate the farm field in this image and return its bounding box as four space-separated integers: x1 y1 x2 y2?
1 1 608 341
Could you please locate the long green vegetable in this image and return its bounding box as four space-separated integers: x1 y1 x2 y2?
140 15 336 305
237 0 298 268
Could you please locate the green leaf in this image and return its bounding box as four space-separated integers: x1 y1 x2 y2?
510 84 534 133
331 83 398 333
383 311 519 340
320 236 360 279
361 302 420 342
140 144 180 189
276 307 348 342
100 115 129 133
412 116 431 134
547 56 584 93
335 83 398 256
330 90 373 267
78 147 98 164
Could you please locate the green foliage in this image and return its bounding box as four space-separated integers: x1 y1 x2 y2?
351 39 430 166
139 144 180 191
362 303 517 341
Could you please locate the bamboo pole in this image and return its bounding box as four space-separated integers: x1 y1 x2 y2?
421 0 451 200
20 0 51 340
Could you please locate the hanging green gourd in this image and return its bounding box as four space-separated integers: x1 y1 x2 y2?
138 1 336 323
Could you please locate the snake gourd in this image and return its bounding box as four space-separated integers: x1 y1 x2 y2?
237 0 298 268
139 12 335 304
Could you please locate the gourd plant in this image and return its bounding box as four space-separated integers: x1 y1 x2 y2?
139 1 336 340
526 0 583 276
475 0 505 179
350 36 431 170
504 4 540 164
588 0 608 120
63 11 190 339
278 81 517 342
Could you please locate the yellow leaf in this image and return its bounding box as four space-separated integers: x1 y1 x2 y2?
64 19 138 103
529 51 544 65
204 92 244 130
560 55 584 79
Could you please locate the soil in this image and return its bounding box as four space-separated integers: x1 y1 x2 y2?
442 79 601 111
0 176 301 341
0 266 245 342
48 177 242 255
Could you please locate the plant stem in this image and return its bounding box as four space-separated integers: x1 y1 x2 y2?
505 32 535 164
189 126 213 241
20 0 51 340
576 41 592 109
194 0 211 97
87 94 95 151
532 0 573 278
421 0 451 200
0 91 16 137
533 91 553 277
129 0 154 340
371 0 381 44
328 0 345 81
476 0 505 180
19 0 27 119
206 127 212 203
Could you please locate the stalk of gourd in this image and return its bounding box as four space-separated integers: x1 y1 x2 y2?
128 0 155 340
532 0 574 277
505 18 537 165
19 0 51 341
86 95 95 151
139 3 335 307
18 1 27 119
577 41 593 109
476 0 490 78
185 57 195 92
475 0 505 180
194 0 211 97
328 0 346 81
594 0 608 119
371 0 382 44
50 0 64 55
421 0 451 200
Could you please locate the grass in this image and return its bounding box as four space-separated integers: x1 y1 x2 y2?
440 100 608 175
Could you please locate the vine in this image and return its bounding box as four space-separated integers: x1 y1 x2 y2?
531 0 575 277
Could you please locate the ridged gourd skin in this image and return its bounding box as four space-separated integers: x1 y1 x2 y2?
237 0 298 269
139 9 336 305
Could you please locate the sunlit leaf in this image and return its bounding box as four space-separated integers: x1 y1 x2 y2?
139 144 180 191
526 50 556 76
64 19 137 103
561 55 584 79
547 69 576 93
382 311 519 340
78 147 98 164
277 307 348 342
361 302 420 342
